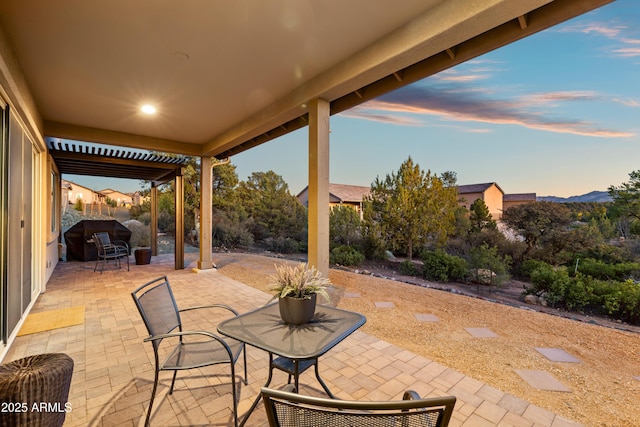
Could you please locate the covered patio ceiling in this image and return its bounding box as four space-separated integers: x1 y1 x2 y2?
0 0 612 159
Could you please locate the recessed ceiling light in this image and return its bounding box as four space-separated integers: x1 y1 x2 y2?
141 104 156 115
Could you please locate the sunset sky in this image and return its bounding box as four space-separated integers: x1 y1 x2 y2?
70 0 639 198
232 0 639 198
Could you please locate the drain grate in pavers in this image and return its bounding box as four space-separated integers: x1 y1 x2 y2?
465 327 498 338
414 313 439 322
535 347 581 363
343 292 361 298
375 302 395 308
514 369 571 392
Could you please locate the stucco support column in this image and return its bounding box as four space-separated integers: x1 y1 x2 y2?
150 183 158 256
198 156 214 270
175 171 185 270
308 98 330 277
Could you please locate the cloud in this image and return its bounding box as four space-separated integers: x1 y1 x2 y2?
524 91 600 104
560 21 640 58
339 109 423 126
612 46 640 57
560 23 624 39
433 69 491 83
347 84 634 138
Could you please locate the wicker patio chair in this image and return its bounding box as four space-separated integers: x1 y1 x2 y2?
0 353 74 427
131 276 247 427
262 385 456 427
92 231 129 273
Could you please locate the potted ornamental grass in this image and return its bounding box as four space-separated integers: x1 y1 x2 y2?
268 263 331 325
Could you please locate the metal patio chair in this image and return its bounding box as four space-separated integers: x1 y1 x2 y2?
92 231 129 273
262 385 456 427
131 276 247 427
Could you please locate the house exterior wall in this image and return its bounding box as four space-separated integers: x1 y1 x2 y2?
458 191 484 210
503 199 530 211
503 194 537 212
484 185 505 219
0 30 51 360
101 189 133 207
67 183 101 205
458 184 504 219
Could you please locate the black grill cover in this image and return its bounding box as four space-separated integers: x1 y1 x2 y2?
64 220 132 261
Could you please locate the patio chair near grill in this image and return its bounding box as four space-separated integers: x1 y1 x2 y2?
92 232 130 273
262 385 456 427
131 276 247 427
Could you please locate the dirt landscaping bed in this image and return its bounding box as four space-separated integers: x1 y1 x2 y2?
213 251 640 427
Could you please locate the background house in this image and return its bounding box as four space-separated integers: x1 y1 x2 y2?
457 183 505 219
63 179 105 206
100 188 133 207
298 183 371 219
503 193 537 211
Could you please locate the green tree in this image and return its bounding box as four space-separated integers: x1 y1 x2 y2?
502 201 572 256
329 205 362 247
469 199 496 233
363 157 458 260
236 170 307 241
608 170 640 238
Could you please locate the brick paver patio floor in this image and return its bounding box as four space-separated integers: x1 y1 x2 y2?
2 254 584 427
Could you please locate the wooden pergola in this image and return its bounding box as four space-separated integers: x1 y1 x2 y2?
48 140 187 270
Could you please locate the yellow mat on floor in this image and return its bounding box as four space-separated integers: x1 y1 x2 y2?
17 306 85 336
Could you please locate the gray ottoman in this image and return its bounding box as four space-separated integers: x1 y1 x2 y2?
0 353 74 427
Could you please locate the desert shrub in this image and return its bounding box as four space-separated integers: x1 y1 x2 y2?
158 211 175 234
123 220 150 249
265 236 301 254
137 212 151 226
519 259 551 279
569 276 640 324
526 264 571 306
212 215 254 249
399 260 420 276
582 243 633 264
330 205 363 247
330 245 365 266
563 273 599 310
468 244 511 287
523 260 640 324
574 258 640 281
61 208 112 230
613 280 640 324
74 198 84 212
360 232 387 261
422 250 467 282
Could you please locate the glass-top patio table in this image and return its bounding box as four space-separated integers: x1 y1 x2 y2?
218 302 366 426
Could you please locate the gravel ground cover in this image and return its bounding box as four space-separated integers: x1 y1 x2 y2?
213 251 640 427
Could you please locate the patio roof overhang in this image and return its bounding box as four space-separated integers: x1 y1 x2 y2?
47 140 185 186
0 0 613 158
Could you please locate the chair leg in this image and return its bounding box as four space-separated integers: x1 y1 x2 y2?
146 368 160 427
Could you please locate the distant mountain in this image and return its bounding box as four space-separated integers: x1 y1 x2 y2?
537 191 612 203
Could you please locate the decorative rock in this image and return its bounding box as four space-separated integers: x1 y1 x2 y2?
384 250 396 260
524 294 538 305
